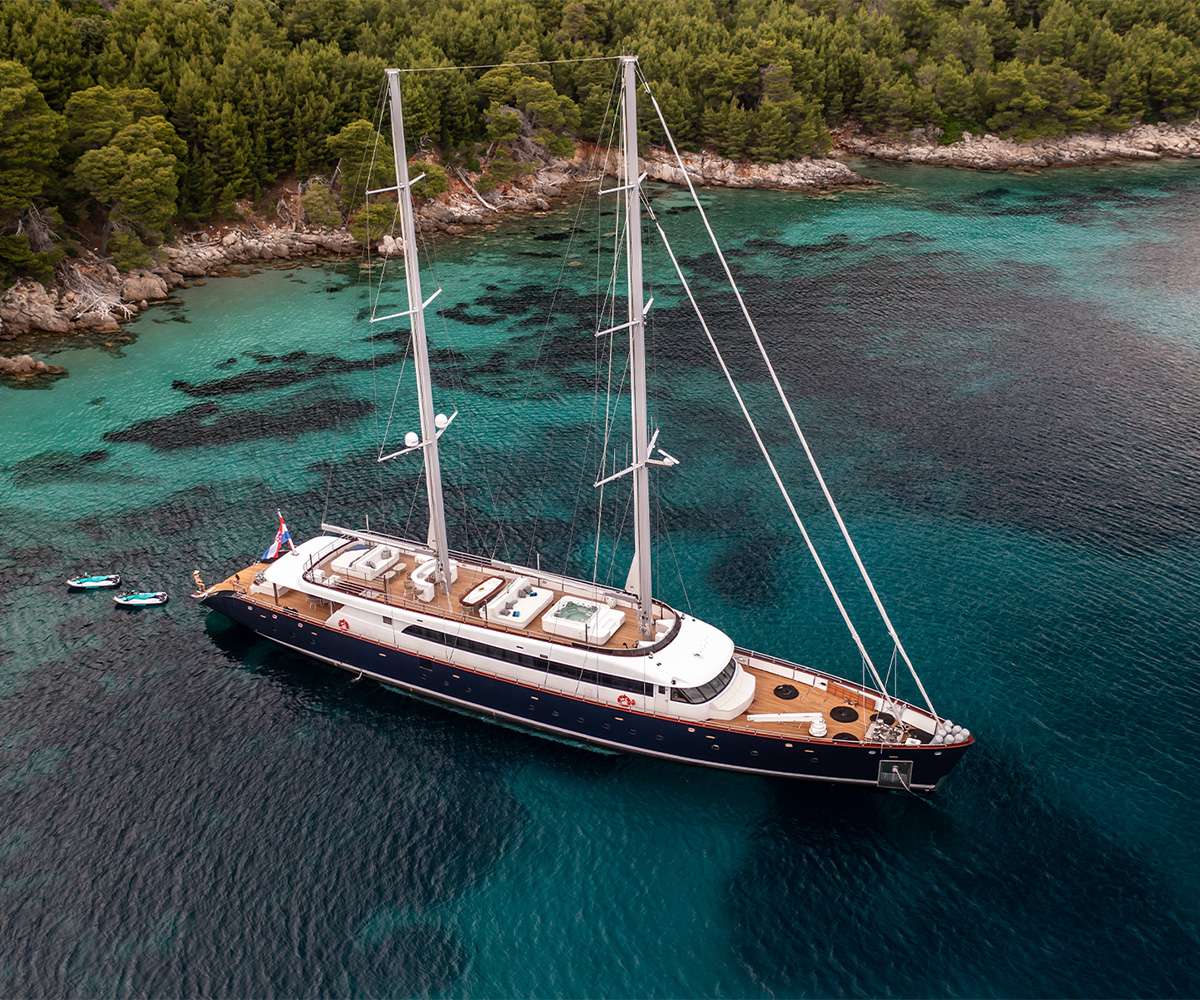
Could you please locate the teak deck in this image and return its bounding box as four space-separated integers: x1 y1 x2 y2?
723 671 878 741
310 548 654 651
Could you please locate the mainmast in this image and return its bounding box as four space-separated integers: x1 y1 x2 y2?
385 69 452 592
622 56 654 639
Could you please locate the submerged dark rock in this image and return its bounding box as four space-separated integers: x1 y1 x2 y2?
104 397 375 451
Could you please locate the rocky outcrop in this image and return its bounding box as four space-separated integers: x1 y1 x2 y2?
121 270 169 302
0 353 66 381
0 281 73 337
573 142 870 193
836 120 1200 169
163 226 358 277
0 226 362 341
640 146 868 190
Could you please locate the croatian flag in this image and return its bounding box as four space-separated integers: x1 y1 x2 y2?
261 510 295 561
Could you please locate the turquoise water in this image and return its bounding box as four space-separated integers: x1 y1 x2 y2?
2 160 1200 997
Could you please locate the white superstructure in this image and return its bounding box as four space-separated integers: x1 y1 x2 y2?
249 534 755 723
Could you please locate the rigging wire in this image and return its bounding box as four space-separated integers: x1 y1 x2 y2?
394 56 623 74
363 83 405 531
508 70 622 568
590 99 629 584
323 78 389 529
638 65 937 718
646 208 898 713
563 76 624 576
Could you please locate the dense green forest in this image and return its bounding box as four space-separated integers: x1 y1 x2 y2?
2 0 1199 280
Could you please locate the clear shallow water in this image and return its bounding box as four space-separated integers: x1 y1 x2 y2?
2 160 1200 997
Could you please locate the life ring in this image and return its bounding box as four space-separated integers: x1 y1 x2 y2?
617 694 635 708
337 618 350 631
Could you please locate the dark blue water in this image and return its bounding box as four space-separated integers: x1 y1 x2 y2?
2 160 1199 997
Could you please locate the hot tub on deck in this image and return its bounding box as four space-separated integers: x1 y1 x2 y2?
540 595 625 644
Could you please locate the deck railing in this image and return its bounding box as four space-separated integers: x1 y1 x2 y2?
300 538 683 657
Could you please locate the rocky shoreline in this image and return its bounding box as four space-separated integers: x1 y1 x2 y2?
3 120 1199 369
0 144 864 358
836 120 1200 169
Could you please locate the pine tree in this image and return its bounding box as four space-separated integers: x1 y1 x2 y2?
0 61 66 224
74 116 185 254
204 101 254 203
348 202 396 244
0 0 90 109
788 100 832 156
484 103 523 143
64 86 133 157
1102 58 1146 129
300 180 341 227
326 119 394 214
750 100 793 162
704 98 752 159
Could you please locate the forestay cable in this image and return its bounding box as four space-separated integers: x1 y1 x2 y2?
638 68 937 719
649 213 896 710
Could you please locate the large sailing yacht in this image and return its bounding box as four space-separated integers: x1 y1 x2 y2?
197 58 973 792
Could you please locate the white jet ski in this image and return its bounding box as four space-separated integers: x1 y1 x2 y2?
66 574 121 590
113 591 169 607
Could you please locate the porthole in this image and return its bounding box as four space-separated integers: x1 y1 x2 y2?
785 742 793 748
687 727 696 733
655 734 664 742
551 710 559 718
750 750 759 756
710 744 719 750
602 723 610 731
629 729 637 736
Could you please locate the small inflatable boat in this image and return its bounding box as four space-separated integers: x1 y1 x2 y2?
113 591 169 607
66 574 121 590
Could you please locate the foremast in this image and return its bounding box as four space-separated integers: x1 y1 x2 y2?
384 68 452 593
621 56 654 640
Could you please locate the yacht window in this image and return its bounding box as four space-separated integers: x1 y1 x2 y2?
403 625 651 696
671 658 737 705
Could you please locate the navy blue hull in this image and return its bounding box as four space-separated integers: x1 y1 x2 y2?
205 593 969 790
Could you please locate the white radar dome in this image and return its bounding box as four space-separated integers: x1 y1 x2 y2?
434 412 449 430
404 430 420 448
